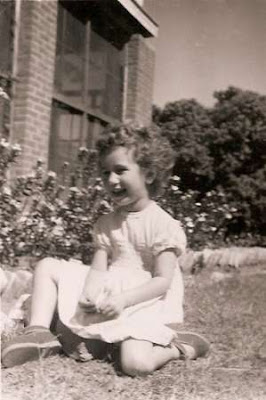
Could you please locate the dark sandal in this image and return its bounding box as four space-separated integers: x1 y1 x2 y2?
172 331 210 359
1 325 62 368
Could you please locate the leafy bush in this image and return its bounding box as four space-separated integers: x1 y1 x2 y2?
158 176 239 250
0 139 248 270
1 82 265 269
210 87 266 235
0 142 111 269
153 87 266 241
154 99 215 192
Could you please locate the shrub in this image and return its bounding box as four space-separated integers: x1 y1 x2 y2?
0 143 111 269
0 142 263 270
210 87 266 236
153 87 266 241
158 176 240 250
154 100 215 193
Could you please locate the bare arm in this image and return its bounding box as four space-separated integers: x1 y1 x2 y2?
98 250 177 316
124 250 176 307
79 249 108 308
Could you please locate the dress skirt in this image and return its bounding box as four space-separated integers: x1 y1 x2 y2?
56 259 184 347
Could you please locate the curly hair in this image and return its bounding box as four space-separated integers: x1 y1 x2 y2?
96 123 176 196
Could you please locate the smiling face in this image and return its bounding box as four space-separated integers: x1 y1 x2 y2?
100 146 151 212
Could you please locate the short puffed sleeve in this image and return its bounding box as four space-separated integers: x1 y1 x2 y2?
151 214 187 257
92 215 111 252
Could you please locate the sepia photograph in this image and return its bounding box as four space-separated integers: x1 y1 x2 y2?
1 0 266 399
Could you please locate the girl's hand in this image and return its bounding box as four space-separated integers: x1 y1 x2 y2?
98 294 126 317
78 293 97 313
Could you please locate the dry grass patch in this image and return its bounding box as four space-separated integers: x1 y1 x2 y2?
2 265 266 400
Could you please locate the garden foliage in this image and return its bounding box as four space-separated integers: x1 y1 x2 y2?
154 86 266 241
0 139 240 269
210 87 266 235
0 85 265 269
0 141 111 268
154 99 215 192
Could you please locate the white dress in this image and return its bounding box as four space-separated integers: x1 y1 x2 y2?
57 201 186 346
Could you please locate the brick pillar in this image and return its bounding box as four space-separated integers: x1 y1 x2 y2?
125 34 156 126
11 0 57 176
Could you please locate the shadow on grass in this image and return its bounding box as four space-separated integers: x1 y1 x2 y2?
2 267 266 400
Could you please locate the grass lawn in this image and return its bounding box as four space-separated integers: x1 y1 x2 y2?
2 265 266 400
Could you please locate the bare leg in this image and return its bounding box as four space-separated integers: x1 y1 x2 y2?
1 258 81 368
29 257 61 328
120 339 181 377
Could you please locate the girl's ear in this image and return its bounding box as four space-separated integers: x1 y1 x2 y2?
145 169 156 185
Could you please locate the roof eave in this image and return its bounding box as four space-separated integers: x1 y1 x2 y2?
116 0 158 37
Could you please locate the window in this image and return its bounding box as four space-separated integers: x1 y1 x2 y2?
49 102 83 174
49 101 106 175
54 4 86 106
0 0 13 138
0 1 13 75
88 29 124 119
50 1 125 173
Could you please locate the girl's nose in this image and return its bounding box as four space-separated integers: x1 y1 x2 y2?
108 172 119 185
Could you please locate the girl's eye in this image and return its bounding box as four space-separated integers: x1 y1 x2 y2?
102 171 110 179
116 168 127 175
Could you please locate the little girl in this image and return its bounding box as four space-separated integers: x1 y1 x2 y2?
2 123 209 375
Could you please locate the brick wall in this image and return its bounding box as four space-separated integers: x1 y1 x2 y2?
125 34 156 126
10 2 155 176
11 0 57 176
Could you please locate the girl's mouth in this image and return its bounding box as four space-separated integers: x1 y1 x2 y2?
111 188 127 199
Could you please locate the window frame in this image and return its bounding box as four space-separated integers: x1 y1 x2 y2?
50 1 127 173
53 1 125 138
0 0 14 139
